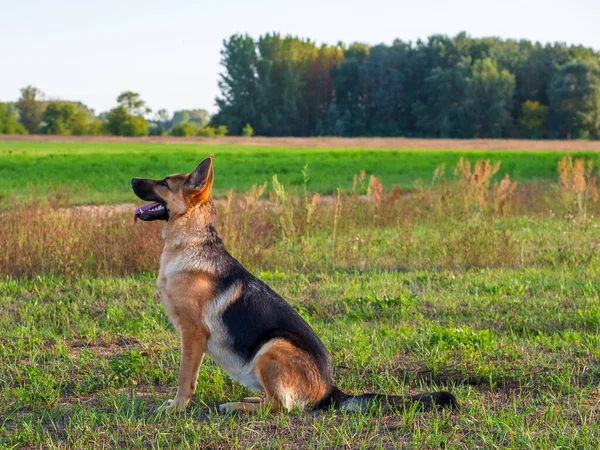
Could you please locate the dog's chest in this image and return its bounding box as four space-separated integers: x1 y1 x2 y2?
156 252 198 331
157 269 182 332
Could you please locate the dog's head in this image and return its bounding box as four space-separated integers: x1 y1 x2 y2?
131 155 214 222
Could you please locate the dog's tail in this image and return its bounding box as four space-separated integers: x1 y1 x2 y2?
318 387 458 413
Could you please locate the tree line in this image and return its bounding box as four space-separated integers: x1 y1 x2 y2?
211 32 600 139
2 32 599 140
0 88 225 137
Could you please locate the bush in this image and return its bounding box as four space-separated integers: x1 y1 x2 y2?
122 116 148 137
242 123 254 137
105 106 149 137
519 100 547 139
216 125 228 137
170 122 196 137
148 123 167 136
41 102 89 136
197 126 216 137
88 119 106 136
0 103 28 135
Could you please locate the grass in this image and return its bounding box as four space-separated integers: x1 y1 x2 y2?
3 268 600 448
1 140 600 204
3 150 600 448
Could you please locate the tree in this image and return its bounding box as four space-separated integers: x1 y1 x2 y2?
326 43 370 136
170 122 197 137
519 100 548 138
88 119 106 136
514 43 570 111
16 86 45 133
213 32 600 139
467 58 516 137
305 44 344 135
412 62 474 137
548 61 600 139
213 34 337 136
215 125 228 137
0 103 28 134
105 106 148 137
242 123 254 137
154 109 171 124
41 102 88 135
254 34 305 136
172 109 209 127
149 109 170 136
117 91 151 117
104 92 151 137
212 34 259 135
197 126 215 137
360 41 413 136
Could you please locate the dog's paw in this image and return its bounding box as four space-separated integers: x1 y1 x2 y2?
157 397 187 414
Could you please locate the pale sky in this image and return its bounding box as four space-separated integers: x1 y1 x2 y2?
1 0 598 116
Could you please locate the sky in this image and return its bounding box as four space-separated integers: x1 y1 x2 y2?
1 0 599 117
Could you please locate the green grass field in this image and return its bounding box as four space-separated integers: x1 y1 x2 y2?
3 267 600 448
1 140 598 204
3 140 600 448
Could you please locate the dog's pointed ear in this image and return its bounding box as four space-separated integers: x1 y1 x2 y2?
189 155 214 192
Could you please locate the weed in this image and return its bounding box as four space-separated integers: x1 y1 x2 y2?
557 156 599 220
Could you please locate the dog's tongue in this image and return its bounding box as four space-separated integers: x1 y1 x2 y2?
133 202 162 223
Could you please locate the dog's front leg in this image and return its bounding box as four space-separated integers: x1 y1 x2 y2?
161 327 207 413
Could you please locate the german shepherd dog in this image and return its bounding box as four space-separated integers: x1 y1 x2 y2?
131 155 457 414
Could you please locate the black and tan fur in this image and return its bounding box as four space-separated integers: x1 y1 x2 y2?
131 155 458 414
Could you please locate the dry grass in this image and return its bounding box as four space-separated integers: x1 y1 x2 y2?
558 156 599 220
454 158 502 211
3 134 600 151
2 158 600 279
0 201 163 278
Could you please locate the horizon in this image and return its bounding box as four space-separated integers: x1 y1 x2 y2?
1 0 599 116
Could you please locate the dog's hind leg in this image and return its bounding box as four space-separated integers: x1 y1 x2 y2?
218 338 329 414
223 338 330 414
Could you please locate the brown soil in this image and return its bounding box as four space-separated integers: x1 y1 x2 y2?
3 134 600 151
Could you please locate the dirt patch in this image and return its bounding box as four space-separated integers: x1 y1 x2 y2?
2 134 600 151
67 337 141 359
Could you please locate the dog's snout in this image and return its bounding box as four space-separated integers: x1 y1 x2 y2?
131 178 140 188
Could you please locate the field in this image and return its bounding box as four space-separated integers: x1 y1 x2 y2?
1 139 600 204
2 139 600 448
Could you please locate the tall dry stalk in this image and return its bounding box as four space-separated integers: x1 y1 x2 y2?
272 175 295 242
368 175 383 207
352 170 367 195
432 164 446 187
557 156 598 220
495 174 518 216
454 158 501 212
367 175 383 228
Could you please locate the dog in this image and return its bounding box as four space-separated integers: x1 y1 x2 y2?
131 155 457 414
